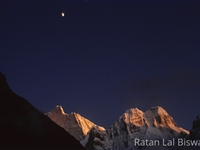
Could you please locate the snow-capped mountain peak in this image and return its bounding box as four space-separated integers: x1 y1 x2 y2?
123 108 145 126
46 106 103 141
51 105 66 115
145 106 175 126
145 106 189 134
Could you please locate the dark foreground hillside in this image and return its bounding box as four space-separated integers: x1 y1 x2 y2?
0 72 85 150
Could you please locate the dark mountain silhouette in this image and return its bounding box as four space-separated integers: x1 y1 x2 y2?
190 116 200 140
0 71 85 150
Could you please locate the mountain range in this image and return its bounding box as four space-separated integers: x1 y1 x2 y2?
1 71 199 150
46 105 199 150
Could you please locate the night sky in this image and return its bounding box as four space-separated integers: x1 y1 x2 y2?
1 0 200 130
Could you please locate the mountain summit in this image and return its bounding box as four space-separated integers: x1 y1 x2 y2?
98 106 188 150
46 105 105 141
0 72 85 150
145 106 189 133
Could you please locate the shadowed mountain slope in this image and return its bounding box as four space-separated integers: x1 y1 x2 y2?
0 72 85 150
